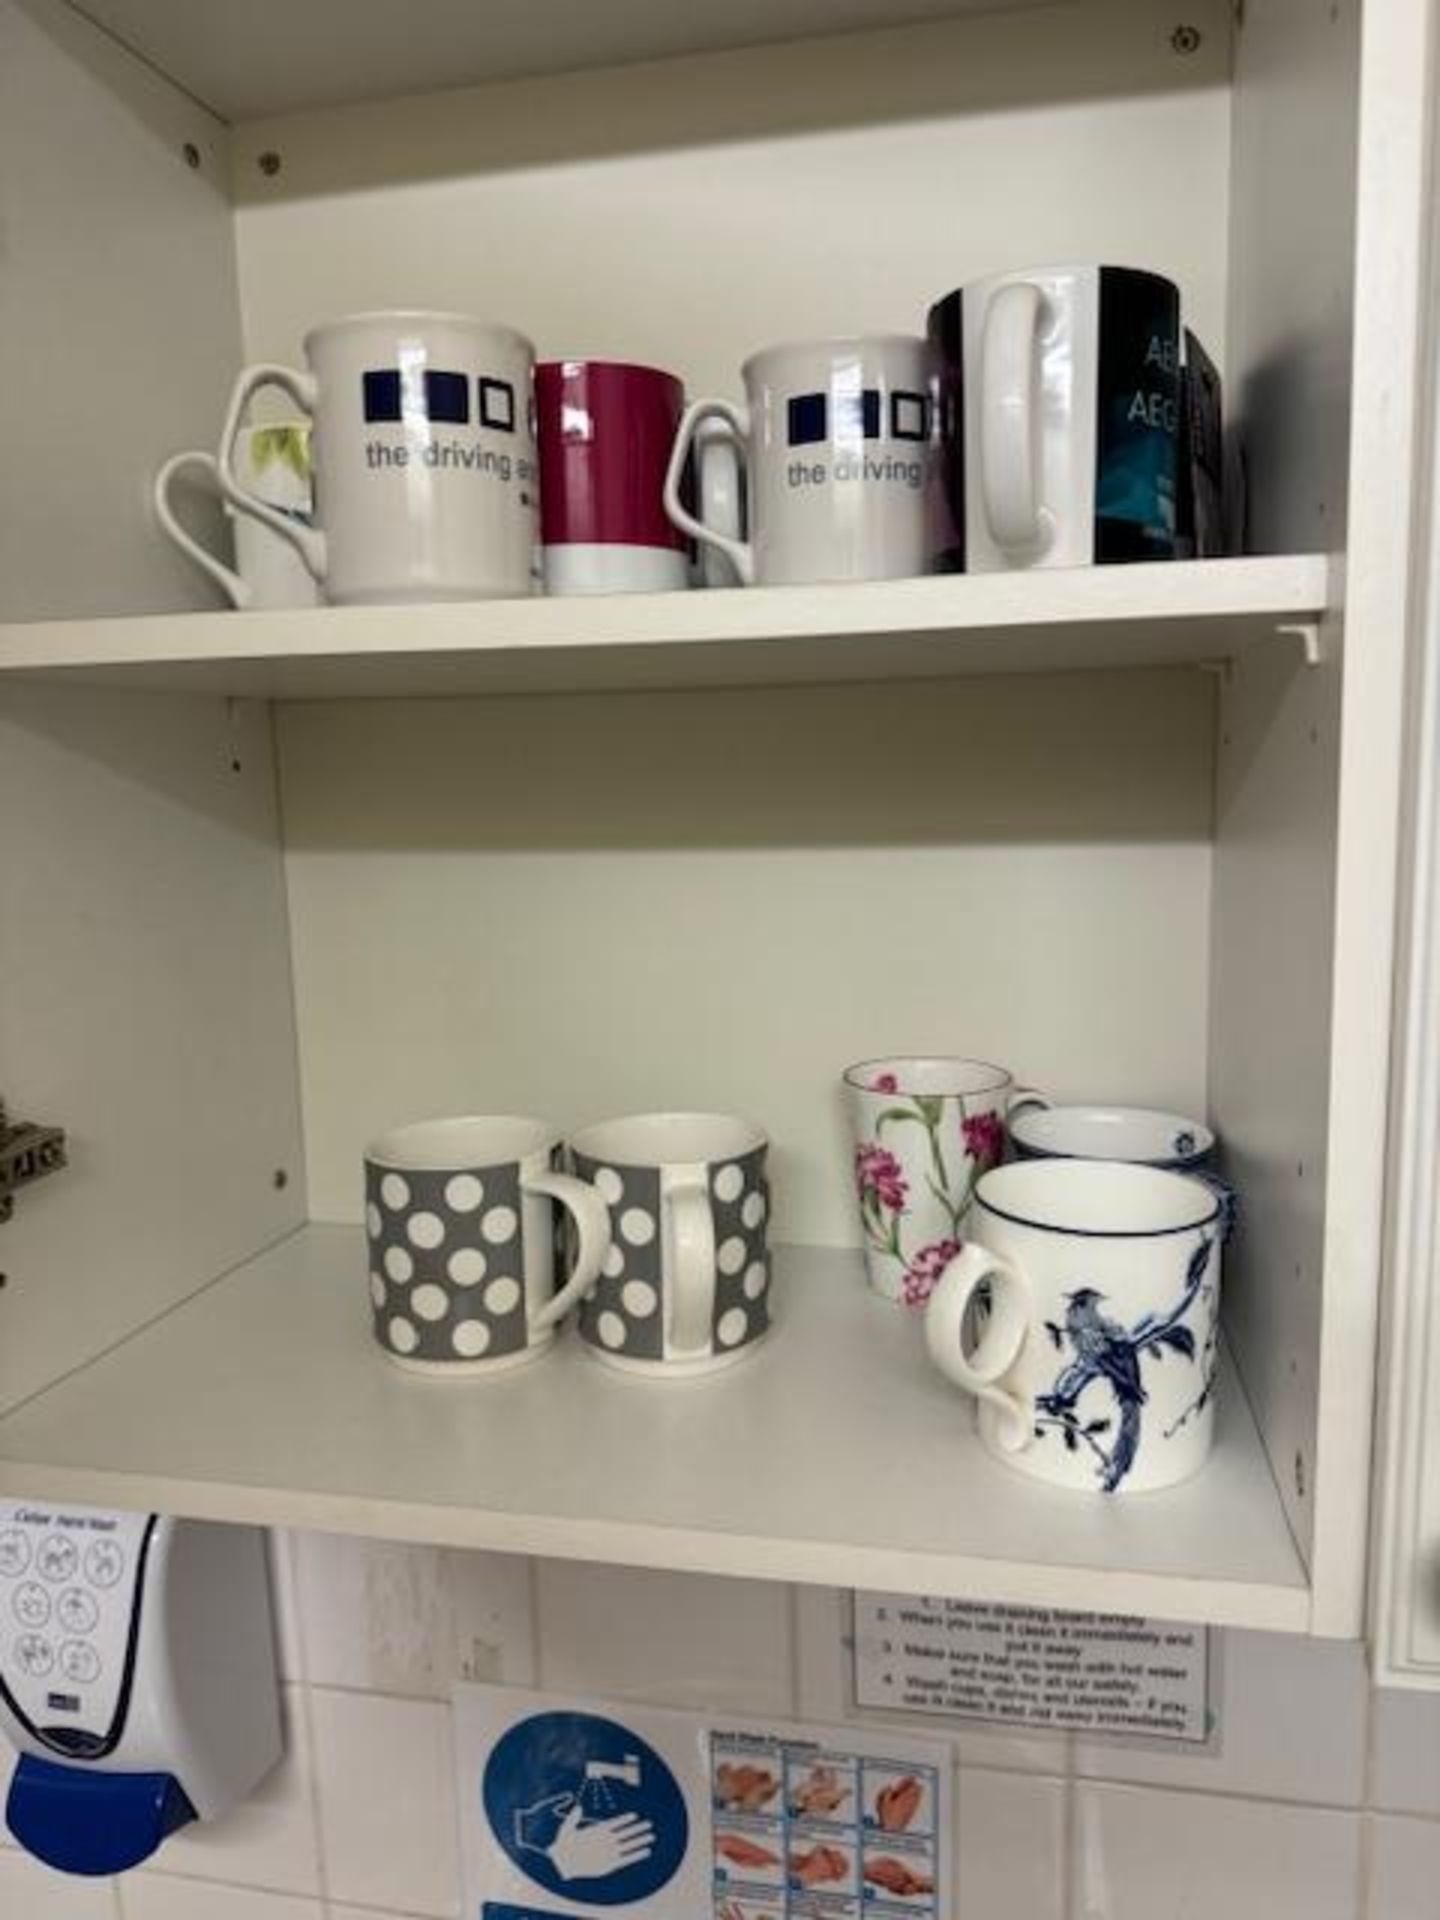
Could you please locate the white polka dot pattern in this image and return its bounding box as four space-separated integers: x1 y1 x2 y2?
407 1210 444 1250
445 1174 483 1213
411 1283 449 1322
621 1279 658 1318
484 1276 522 1317
571 1143 771 1365
717 1306 749 1347
448 1248 486 1286
453 1319 491 1358
482 1205 518 1245
717 1236 747 1276
365 1151 533 1365
620 1207 656 1247
713 1163 744 1203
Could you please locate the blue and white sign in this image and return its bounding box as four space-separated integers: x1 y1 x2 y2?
454 1683 951 1920
482 1712 688 1905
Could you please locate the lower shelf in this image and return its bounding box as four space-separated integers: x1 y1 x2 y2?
0 1228 1309 1629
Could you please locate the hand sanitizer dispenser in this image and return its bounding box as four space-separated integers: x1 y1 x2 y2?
0 1502 281 1876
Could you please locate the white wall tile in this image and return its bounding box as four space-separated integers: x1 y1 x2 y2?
957 1770 1065 1920
0 1850 118 1917
536 1563 791 1714
294 1533 535 1698
1370 1686 1440 1817
1072 1783 1362 1920
266 1532 305 1684
794 1587 1071 1774
1076 1629 1369 1806
149 1684 321 1895
310 1689 460 1917
120 1879 320 1920
1368 1813 1440 1920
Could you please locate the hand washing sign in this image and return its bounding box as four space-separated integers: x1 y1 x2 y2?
454 1684 951 1920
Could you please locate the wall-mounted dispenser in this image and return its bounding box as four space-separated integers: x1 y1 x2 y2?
0 1502 281 1876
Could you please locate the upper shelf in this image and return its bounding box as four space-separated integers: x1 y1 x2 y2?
0 1228 1309 1630
0 556 1330 701
70 0 1077 120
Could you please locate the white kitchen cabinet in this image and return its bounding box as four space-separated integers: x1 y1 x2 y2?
0 0 1431 1645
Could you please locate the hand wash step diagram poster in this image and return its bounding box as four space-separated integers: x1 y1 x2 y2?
453 1684 951 1920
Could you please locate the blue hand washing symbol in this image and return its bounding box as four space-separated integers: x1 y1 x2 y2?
483 1713 688 1904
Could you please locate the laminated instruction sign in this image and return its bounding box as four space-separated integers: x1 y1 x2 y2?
454 1683 951 1920
853 1593 1210 1744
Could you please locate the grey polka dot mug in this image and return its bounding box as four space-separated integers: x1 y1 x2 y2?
364 1116 613 1375
569 1112 772 1376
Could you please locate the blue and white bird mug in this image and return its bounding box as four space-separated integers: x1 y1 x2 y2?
923 1160 1223 1494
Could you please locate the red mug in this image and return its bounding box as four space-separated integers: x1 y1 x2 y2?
535 360 689 595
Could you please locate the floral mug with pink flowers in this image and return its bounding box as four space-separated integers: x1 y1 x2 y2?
843 1057 1039 1306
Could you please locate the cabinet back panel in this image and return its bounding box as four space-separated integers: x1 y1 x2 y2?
232 0 1230 397
278 671 1214 1240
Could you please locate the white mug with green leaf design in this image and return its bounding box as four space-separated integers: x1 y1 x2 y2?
843 1056 1040 1306
154 425 318 610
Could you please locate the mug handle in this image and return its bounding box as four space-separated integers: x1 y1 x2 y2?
1192 1169 1239 1245
153 452 248 608
666 1176 717 1358
696 422 746 588
217 365 327 583
980 282 1052 556
924 1241 1033 1452
664 399 755 585
1008 1084 1049 1119
524 1170 613 1332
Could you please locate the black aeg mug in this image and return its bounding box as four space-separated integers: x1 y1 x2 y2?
927 266 1181 572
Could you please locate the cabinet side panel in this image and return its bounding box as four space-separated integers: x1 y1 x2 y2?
0 689 305 1412
0 0 240 620
1211 645 1338 1587
1225 0 1359 553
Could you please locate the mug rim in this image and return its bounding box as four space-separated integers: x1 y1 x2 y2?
570 1109 767 1166
928 264 1180 314
742 332 927 378
365 1113 558 1169
843 1055 1013 1097
975 1158 1220 1238
535 358 683 385
1008 1102 1215 1163
305 310 536 357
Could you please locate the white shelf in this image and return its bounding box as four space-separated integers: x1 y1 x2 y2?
0 557 1329 702
0 1227 1309 1629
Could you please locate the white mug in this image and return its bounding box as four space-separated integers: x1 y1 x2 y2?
364 1116 612 1375
218 311 538 605
664 335 935 585
843 1056 1021 1306
929 267 1182 571
568 1112 771 1375
924 1159 1223 1493
154 428 319 610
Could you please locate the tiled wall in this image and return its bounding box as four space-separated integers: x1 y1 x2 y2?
4 1536 1439 1919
